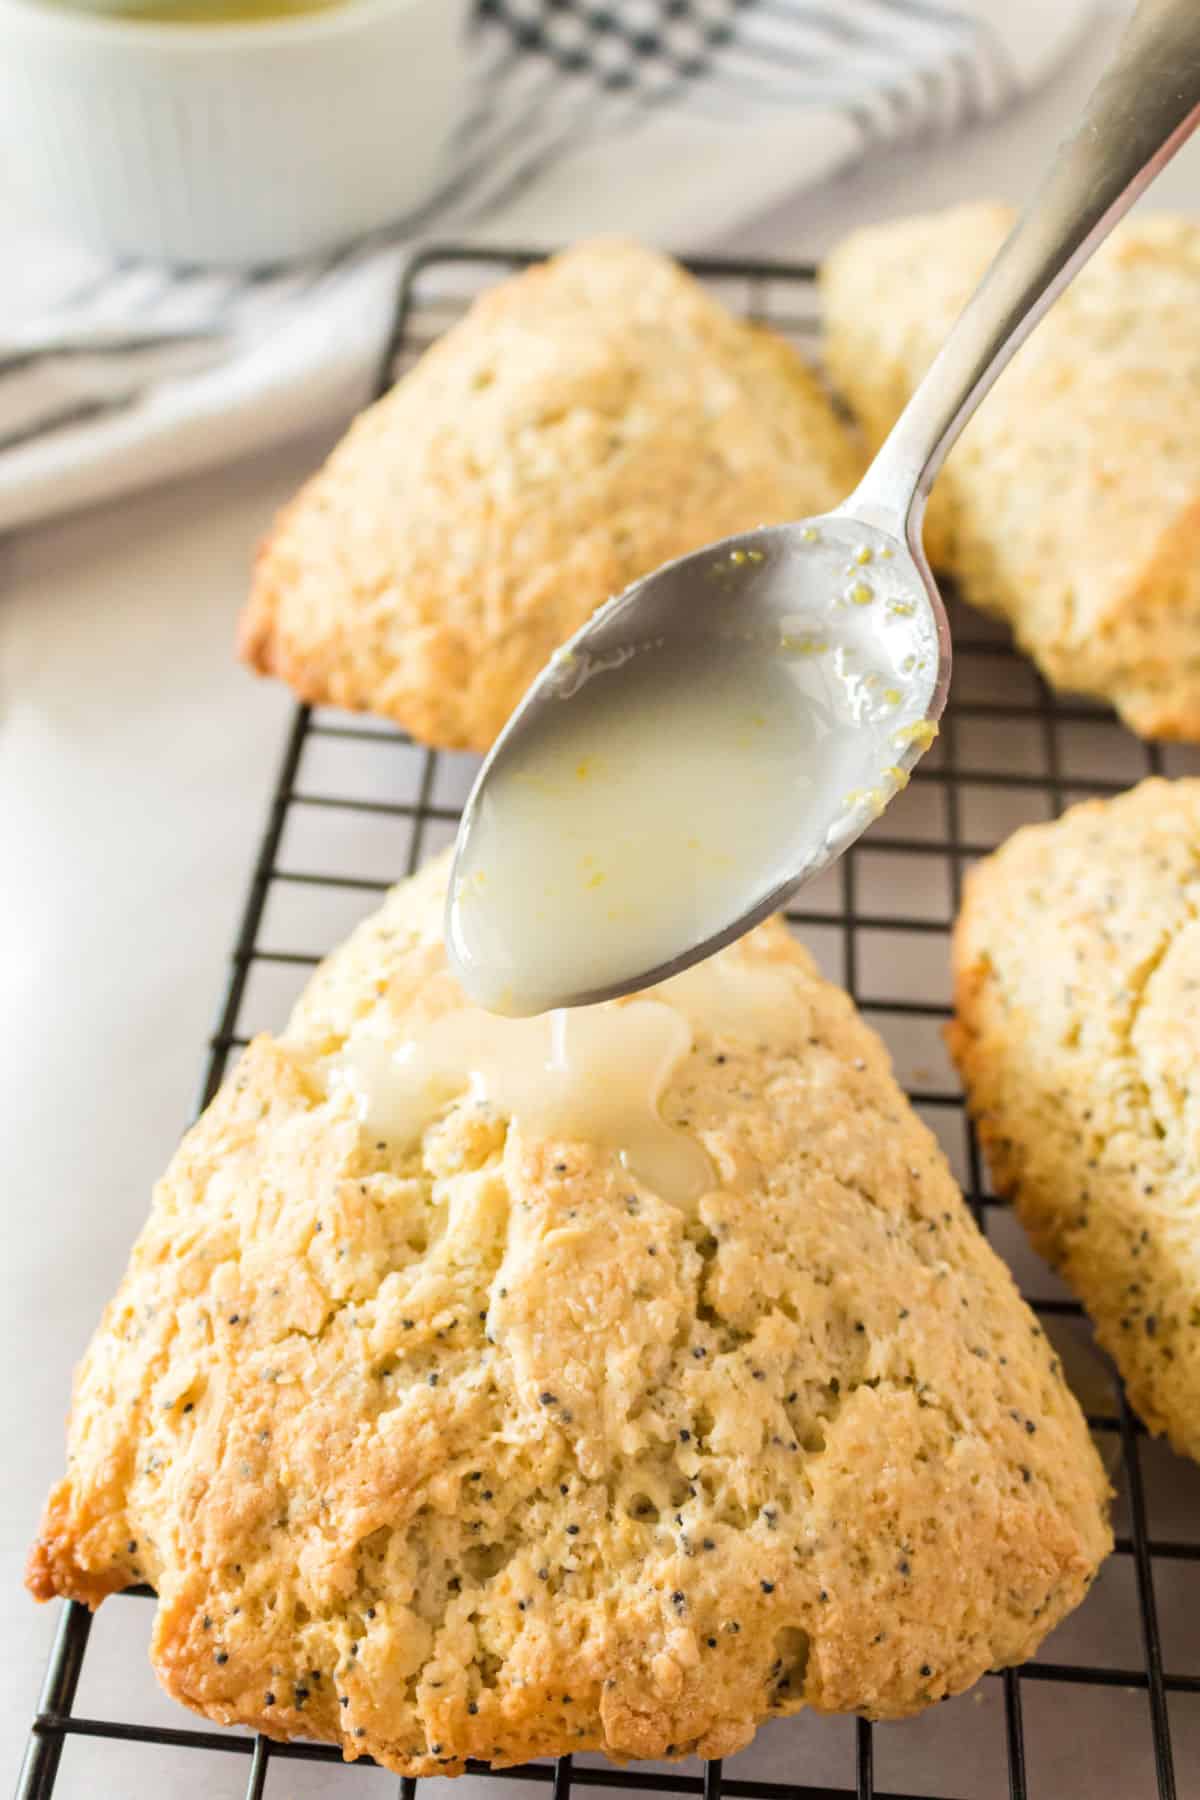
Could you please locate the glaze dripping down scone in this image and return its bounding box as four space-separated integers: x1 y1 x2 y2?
239 239 863 751
30 855 1110 1773
949 778 1200 1463
822 205 1200 739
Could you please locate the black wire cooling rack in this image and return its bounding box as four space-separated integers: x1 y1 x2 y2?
17 248 1200 1800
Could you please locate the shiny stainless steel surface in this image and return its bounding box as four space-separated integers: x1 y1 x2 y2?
451 0 1200 1012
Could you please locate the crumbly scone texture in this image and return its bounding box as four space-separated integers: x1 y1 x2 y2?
30 855 1110 1774
949 778 1200 1462
240 238 863 751
821 205 1200 740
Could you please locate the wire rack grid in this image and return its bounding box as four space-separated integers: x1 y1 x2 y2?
17 248 1200 1800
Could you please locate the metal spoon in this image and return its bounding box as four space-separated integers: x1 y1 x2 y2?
449 0 1200 1016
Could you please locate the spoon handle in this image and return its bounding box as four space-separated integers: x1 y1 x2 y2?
848 0 1200 544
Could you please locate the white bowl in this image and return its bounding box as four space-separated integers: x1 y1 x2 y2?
0 0 472 267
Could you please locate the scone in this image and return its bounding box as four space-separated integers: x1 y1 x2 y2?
30 855 1110 1773
240 239 863 751
949 778 1200 1462
822 205 1200 739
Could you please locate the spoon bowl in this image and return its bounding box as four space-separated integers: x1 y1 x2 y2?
446 509 948 1016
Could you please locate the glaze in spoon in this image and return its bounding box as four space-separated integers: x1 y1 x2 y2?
449 0 1200 1017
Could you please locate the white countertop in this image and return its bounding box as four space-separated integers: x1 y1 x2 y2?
5 8 1199 1792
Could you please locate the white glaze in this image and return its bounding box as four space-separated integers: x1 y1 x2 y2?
335 996 712 1200
448 547 934 1018
331 947 808 1203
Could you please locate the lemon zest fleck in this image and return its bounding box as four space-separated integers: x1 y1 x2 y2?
893 719 938 750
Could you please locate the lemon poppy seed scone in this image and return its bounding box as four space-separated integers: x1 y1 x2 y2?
949 778 1200 1462
239 239 863 751
822 205 1200 739
30 855 1110 1773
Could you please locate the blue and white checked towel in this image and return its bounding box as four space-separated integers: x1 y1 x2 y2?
0 0 1093 532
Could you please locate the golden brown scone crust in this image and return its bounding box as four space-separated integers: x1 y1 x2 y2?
949 778 1200 1461
31 856 1109 1773
240 239 863 750
821 205 1200 739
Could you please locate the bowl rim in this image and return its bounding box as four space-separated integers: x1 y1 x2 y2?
0 0 459 51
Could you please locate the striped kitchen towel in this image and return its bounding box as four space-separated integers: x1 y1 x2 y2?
0 0 1093 532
